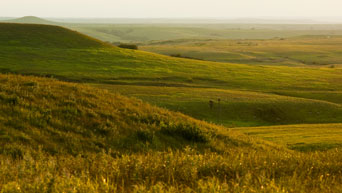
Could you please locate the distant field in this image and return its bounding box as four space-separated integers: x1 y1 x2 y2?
142 36 342 66
234 124 342 151
65 23 342 43
6 16 342 43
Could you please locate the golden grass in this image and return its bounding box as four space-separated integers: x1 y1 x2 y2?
0 74 342 192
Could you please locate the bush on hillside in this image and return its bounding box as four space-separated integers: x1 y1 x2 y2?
118 43 138 50
170 54 203 60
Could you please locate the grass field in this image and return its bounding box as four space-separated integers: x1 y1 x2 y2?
233 124 342 151
94 84 342 127
1 23 342 192
142 36 342 66
0 23 341 128
1 74 342 192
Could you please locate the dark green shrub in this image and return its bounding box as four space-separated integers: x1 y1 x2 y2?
161 124 208 143
135 130 154 143
118 43 138 50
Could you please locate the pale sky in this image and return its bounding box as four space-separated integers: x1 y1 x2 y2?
1 0 342 19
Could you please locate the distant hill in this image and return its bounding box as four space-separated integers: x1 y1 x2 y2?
0 23 111 48
2 16 57 25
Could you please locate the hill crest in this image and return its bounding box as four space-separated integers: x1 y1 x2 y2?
0 23 111 48
2 16 56 25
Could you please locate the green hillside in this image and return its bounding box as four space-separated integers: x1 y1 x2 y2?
0 23 342 127
1 21 342 192
1 74 342 192
96 84 342 127
0 24 341 91
0 23 110 48
0 74 247 155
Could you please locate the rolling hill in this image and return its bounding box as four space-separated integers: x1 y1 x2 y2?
0 74 248 155
1 74 342 192
0 23 341 128
1 21 342 192
2 16 57 25
0 23 110 48
0 23 341 90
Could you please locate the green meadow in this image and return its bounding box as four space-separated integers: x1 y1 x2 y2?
233 124 342 151
94 84 342 127
0 22 342 192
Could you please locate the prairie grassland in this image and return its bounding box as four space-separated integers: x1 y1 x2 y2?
2 147 342 192
233 124 342 151
1 24 342 93
1 74 342 192
1 23 342 192
93 84 342 127
141 36 342 66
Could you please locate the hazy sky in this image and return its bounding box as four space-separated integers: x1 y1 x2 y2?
1 0 342 19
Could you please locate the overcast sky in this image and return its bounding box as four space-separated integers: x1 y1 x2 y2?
1 0 342 19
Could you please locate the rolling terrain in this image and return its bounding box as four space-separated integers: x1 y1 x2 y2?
0 23 341 129
96 84 342 127
58 23 342 43
5 16 342 43
0 21 342 192
1 74 342 192
142 36 342 66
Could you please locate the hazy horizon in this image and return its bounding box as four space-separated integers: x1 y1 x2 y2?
1 0 342 21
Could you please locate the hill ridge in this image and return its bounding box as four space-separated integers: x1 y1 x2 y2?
0 23 111 48
2 16 56 25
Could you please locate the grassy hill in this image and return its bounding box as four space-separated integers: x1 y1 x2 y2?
1 21 342 192
96 84 342 127
0 74 247 155
1 74 342 192
0 23 341 128
0 24 341 91
0 23 110 48
2 16 57 25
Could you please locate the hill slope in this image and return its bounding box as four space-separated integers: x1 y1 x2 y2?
96 85 342 127
1 24 342 192
0 24 341 91
0 23 342 127
0 23 110 48
0 74 254 155
2 16 56 25
1 74 342 192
